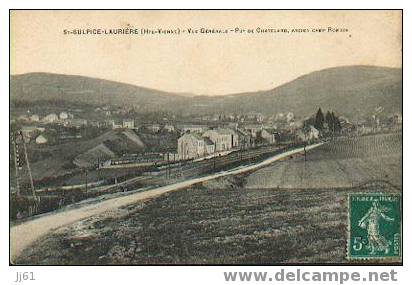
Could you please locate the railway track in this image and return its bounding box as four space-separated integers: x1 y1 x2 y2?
11 142 324 262
11 142 310 220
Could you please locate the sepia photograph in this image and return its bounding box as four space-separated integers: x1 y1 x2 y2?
9 10 402 265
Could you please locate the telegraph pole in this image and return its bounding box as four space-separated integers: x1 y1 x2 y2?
19 130 39 215
213 142 217 171
12 132 21 197
167 152 170 179
84 168 88 194
240 138 243 161
20 132 37 203
304 142 307 162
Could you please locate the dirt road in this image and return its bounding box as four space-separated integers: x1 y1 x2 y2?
10 143 323 262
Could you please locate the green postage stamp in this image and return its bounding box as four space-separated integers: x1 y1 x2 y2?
348 193 402 260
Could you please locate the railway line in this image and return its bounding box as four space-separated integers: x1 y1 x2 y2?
11 142 324 262
11 141 310 220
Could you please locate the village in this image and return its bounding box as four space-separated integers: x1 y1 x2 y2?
11 103 402 155
11 103 403 165
10 102 402 220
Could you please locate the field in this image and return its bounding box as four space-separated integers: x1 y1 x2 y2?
25 129 147 187
17 183 400 265
27 130 121 181
16 133 402 265
246 133 402 189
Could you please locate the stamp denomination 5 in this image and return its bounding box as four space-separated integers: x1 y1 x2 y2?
348 193 402 260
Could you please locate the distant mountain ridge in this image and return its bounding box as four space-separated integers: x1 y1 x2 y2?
10 72 187 110
211 65 402 120
10 66 402 120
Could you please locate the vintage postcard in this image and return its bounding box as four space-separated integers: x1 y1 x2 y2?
9 10 402 265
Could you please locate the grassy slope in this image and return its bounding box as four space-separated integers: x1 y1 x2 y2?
17 133 402 265
17 185 399 265
246 133 402 189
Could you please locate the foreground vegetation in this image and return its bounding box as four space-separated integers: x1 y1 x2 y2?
16 133 402 265
17 181 400 265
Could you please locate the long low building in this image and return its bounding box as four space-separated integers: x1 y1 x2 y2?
177 133 216 160
177 128 239 159
202 128 239 152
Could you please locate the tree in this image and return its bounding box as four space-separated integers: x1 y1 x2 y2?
325 111 342 134
314 108 325 130
325 111 333 131
331 112 342 133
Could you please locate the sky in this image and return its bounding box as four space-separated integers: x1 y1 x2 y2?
10 10 402 95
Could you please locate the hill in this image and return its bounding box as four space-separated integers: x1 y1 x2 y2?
190 66 402 120
10 72 187 112
10 66 402 120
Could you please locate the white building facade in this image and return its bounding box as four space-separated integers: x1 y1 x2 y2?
202 128 239 152
178 133 206 160
123 119 135 129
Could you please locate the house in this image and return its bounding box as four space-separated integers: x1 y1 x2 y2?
226 122 239 129
243 112 264 122
111 120 123 129
123 119 135 129
202 128 239 152
236 129 253 149
59 112 69 120
203 138 216 155
21 126 45 142
17 115 29 122
295 126 319 142
163 124 175 132
275 113 285 121
201 115 212 121
89 121 103 128
29 114 40 122
341 121 355 134
226 114 236 120
286 112 295 122
392 113 402 125
178 124 207 134
357 125 374 135
289 120 304 130
21 126 37 142
339 117 355 134
43 113 58 123
307 126 320 140
35 135 48 144
260 129 277 144
256 113 265 123
295 130 307 142
177 133 207 160
146 124 161 133
59 133 83 140
212 114 220 121
69 119 88 128
243 124 263 138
